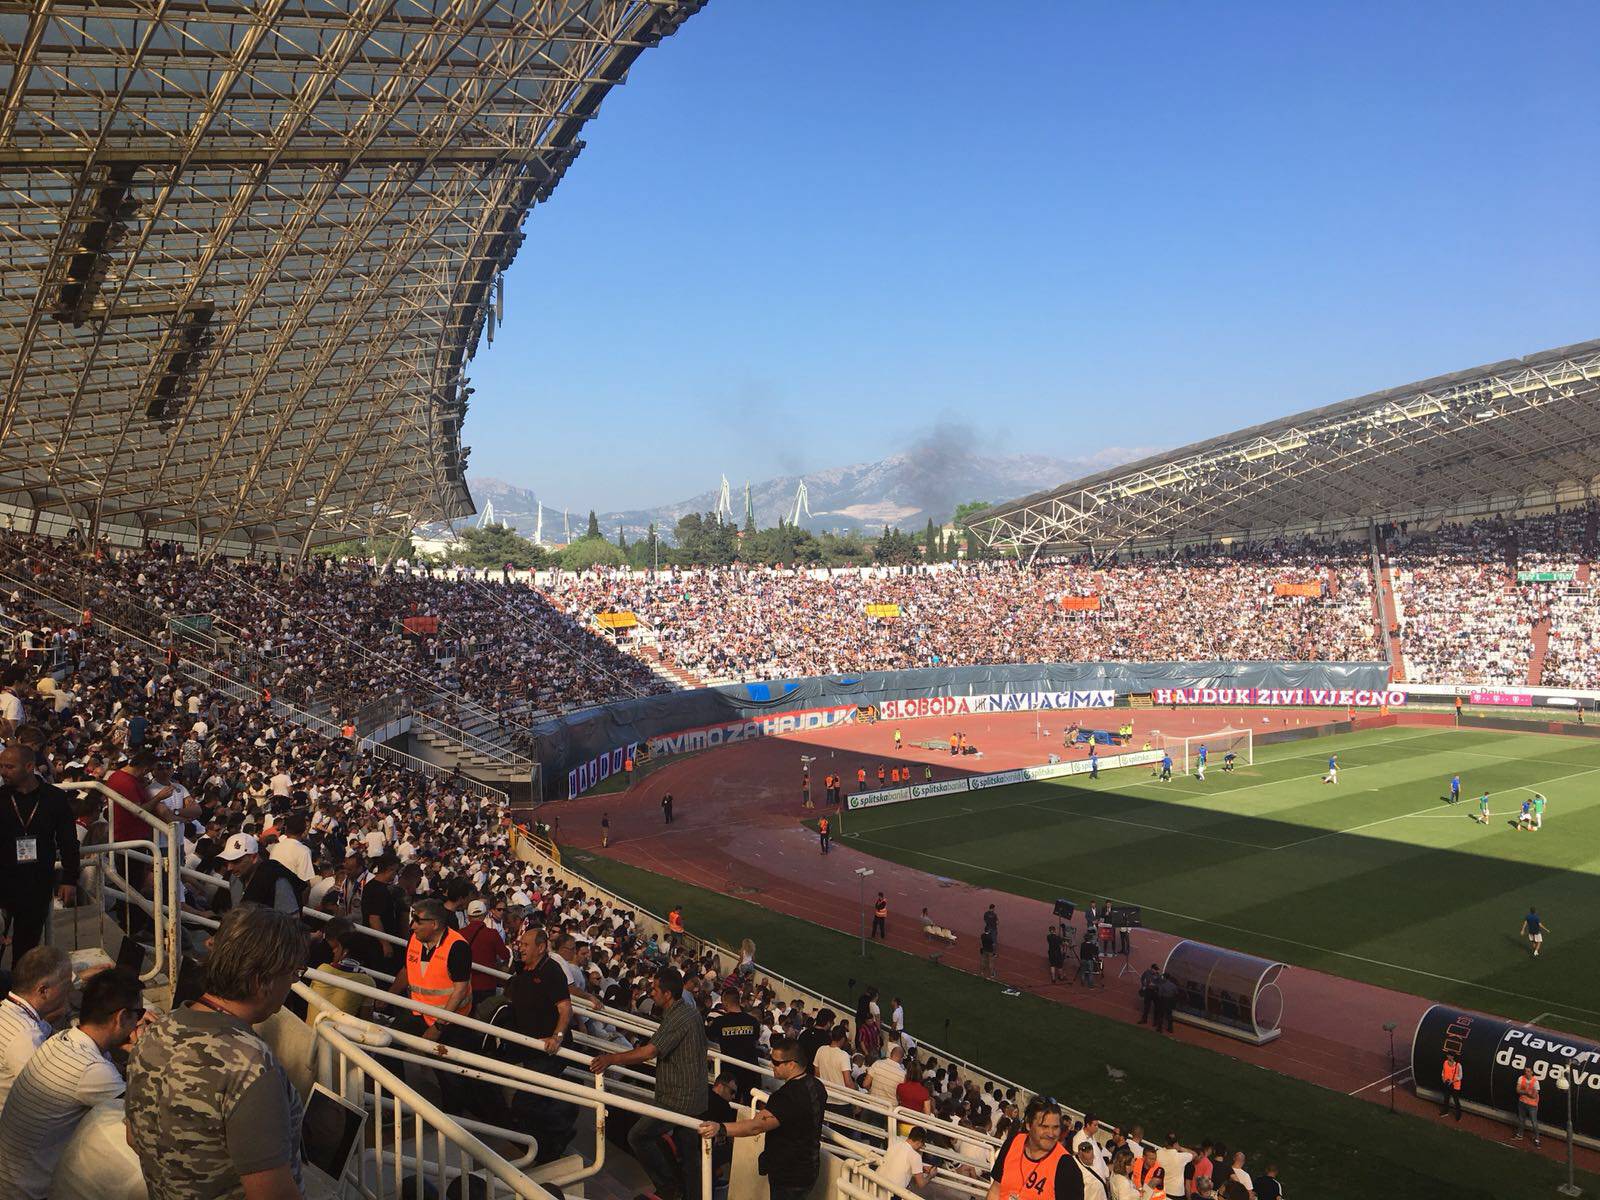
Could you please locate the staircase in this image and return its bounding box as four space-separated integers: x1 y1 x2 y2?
632 641 704 690
1528 614 1552 686
1380 567 1408 682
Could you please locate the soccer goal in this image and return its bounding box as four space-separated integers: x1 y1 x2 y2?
1157 728 1253 774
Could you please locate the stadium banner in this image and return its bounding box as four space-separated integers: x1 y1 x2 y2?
531 660 1391 800
1517 570 1576 583
1273 581 1323 597
595 611 638 629
847 749 1162 811
1470 690 1535 707
1059 595 1101 612
876 691 1116 721
567 741 639 800
1412 1005 1600 1149
1151 687 1407 707
645 704 858 761
401 615 439 635
864 603 901 619
847 776 969 811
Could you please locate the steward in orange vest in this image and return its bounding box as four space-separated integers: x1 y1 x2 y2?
396 900 472 1031
1440 1052 1463 1120
856 767 867 787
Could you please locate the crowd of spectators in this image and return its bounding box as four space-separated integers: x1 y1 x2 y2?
0 560 1275 1195
544 540 1382 683
0 531 664 748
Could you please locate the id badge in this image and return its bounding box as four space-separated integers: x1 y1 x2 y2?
15 837 38 864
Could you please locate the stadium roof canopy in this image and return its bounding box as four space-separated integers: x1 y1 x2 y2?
0 0 700 555
973 339 1600 558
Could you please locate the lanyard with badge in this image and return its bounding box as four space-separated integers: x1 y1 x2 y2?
12 790 39 864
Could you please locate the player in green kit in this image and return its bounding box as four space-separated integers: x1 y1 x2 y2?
1476 792 1491 825
1534 792 1546 831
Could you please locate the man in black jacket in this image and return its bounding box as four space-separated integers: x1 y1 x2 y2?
0 745 79 965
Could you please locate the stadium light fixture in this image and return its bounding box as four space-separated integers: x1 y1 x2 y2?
854 867 875 957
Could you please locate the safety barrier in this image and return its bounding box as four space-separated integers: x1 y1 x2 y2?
68 780 181 986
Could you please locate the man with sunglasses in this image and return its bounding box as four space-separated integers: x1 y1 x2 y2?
697 1034 826 1200
390 898 472 1040
988 1096 1087 1199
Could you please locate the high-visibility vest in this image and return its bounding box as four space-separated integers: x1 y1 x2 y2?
1442 1060 1462 1089
669 910 685 934
405 928 471 1026
857 769 866 784
1517 1074 1539 1105
819 819 829 835
625 758 633 772
875 898 888 918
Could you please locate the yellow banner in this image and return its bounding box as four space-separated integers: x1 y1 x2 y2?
865 603 901 619
595 611 638 629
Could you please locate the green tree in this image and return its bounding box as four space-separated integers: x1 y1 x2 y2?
586 510 601 539
560 536 626 571
617 526 628 551
923 517 939 558
448 524 547 568
873 526 920 565
952 499 992 560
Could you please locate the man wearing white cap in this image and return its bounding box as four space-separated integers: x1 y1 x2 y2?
218 833 301 915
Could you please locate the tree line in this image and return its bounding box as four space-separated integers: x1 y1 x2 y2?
333 499 1001 570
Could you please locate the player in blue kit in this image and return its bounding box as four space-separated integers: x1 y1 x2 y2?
1449 774 1460 804
1322 753 1339 784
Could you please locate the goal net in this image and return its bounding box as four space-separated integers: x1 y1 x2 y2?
1156 728 1253 774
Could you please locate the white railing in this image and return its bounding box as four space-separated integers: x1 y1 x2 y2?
839 1157 923 1200
295 971 714 1199
299 990 554 1199
67 780 180 985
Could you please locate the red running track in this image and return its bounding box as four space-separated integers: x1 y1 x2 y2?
556 705 1599 1168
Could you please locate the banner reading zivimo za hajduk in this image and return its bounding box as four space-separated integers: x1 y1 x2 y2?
1152 687 1407 707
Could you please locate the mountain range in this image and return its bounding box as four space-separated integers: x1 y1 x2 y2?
445 444 1155 543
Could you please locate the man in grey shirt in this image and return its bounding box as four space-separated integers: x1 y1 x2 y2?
590 964 708 1200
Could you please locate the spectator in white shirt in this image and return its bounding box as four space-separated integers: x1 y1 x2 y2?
269 766 292 798
812 1025 853 1090
0 947 73 1112
1230 1151 1255 1198
879 1128 937 1191
0 968 142 1199
1073 1113 1108 1177
267 812 315 883
865 1043 907 1104
1157 1132 1195 1198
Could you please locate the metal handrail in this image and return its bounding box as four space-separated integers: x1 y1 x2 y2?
301 995 554 1199
296 977 714 1199
66 781 179 984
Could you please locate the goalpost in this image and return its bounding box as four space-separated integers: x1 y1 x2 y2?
1157 727 1253 774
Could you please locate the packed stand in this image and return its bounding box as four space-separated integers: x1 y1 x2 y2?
0 531 664 744
543 540 1382 682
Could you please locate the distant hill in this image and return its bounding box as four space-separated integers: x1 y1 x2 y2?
439 445 1156 543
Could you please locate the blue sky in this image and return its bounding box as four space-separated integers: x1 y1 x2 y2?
464 1 1600 512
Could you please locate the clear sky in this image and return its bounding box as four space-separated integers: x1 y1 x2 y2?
463 1 1600 512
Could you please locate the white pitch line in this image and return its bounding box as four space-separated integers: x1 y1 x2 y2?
1275 762 1600 851
1349 1066 1413 1096
1019 801 1275 850
838 835 1600 1019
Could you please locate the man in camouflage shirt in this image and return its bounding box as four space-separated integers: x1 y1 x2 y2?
126 905 308 1200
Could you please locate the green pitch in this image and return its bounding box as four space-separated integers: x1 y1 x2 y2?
837 724 1600 1031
